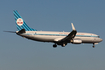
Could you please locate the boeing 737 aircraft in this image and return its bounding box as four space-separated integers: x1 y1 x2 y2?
5 10 103 48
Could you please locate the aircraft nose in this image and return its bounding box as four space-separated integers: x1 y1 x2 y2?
99 38 103 42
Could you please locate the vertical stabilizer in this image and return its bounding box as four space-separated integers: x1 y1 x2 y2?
13 10 37 31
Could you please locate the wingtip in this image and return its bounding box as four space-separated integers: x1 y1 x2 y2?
71 23 76 30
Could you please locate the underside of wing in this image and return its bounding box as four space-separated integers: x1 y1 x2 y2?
59 30 77 42
55 23 77 45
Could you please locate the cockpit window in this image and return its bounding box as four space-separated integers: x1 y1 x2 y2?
98 36 100 38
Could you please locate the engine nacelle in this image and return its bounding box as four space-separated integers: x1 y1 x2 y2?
72 39 82 44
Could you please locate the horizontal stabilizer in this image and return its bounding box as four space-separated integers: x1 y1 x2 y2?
4 31 16 33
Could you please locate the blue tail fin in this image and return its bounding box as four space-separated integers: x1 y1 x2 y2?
13 10 37 31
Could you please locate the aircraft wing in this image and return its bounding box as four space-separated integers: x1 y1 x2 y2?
60 30 77 42
56 23 77 43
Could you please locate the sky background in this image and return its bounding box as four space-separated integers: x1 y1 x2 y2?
0 0 105 70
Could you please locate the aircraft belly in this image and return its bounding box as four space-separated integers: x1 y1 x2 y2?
20 34 65 42
33 35 65 42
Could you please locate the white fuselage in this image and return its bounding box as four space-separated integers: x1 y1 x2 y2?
17 31 102 44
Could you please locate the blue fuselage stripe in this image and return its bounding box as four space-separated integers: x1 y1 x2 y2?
25 33 98 38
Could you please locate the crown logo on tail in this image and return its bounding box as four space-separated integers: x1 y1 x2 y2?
16 18 23 26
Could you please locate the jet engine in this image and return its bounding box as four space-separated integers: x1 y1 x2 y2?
71 38 82 44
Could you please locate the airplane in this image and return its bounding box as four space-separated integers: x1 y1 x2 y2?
5 10 103 48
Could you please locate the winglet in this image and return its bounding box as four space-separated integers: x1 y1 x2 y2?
71 23 76 30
